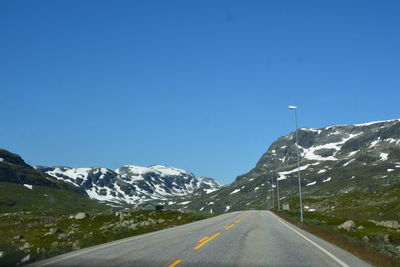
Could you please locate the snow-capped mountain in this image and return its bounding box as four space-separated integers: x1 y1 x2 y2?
37 164 222 206
180 118 400 213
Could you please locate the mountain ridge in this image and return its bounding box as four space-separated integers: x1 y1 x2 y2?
37 163 222 207
176 118 400 214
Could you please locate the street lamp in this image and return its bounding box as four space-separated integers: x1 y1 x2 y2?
288 105 304 223
275 156 280 211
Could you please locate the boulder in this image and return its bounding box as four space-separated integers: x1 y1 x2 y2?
45 228 64 235
58 233 69 240
379 220 399 229
13 235 24 241
20 242 33 251
72 241 81 251
74 213 89 220
338 220 356 232
357 226 365 230
0 251 4 258
362 235 369 243
51 242 60 248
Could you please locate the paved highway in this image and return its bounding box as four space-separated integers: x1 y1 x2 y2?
31 211 370 267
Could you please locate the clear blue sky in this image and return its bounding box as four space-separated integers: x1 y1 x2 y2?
1 0 400 184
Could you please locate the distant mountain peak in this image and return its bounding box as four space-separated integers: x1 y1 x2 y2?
38 163 221 207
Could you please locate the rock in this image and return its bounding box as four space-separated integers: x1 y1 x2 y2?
20 254 30 264
36 247 45 254
72 241 81 251
140 221 151 226
338 220 356 232
45 228 64 235
74 213 89 220
83 232 93 239
0 251 4 258
357 226 365 230
396 246 400 253
20 242 33 251
362 235 369 243
157 219 165 224
58 233 69 240
369 220 400 229
383 234 390 243
177 216 182 221
379 220 399 229
129 224 137 230
51 241 61 248
13 235 24 241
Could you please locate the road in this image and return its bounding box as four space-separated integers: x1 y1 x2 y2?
31 210 370 267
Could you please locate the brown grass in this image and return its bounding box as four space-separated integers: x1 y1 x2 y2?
274 211 400 267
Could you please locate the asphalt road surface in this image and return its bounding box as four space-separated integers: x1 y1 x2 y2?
31 210 370 267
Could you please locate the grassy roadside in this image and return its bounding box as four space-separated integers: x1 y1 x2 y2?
273 210 400 267
0 209 217 266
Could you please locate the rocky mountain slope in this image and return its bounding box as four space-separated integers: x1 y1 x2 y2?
0 149 86 196
179 119 400 214
0 149 107 212
37 164 222 207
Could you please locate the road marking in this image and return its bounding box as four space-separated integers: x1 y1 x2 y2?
224 224 235 230
235 219 240 223
168 259 181 267
198 236 209 243
193 232 221 250
270 212 350 267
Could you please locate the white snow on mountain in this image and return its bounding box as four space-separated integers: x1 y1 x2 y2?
39 164 221 207
230 188 241 195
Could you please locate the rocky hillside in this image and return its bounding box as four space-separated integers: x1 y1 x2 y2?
37 164 222 207
180 119 400 214
0 149 86 196
0 149 108 212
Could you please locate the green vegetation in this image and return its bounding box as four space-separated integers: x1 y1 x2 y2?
0 182 107 213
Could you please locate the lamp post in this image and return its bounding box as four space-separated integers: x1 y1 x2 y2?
271 178 274 209
288 105 304 223
275 156 280 211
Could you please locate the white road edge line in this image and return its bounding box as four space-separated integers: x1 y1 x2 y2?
34 211 244 266
270 212 350 267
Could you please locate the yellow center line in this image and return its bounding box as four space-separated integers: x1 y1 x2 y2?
198 236 209 243
235 219 240 223
168 259 181 267
193 232 221 250
224 224 235 230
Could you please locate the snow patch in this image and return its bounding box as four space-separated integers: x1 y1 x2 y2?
23 184 33 190
277 163 318 181
322 177 331 182
387 169 395 172
380 153 389 161
230 188 241 195
225 206 231 212
306 181 317 186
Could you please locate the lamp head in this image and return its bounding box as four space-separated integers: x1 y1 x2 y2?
288 106 297 110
